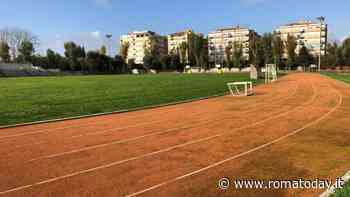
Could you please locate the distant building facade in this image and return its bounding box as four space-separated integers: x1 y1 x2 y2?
208 26 258 64
120 31 167 64
275 20 327 58
167 30 202 64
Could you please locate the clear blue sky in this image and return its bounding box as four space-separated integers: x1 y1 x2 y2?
0 0 349 54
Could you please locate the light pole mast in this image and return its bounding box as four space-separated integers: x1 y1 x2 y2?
105 34 112 56
317 16 325 72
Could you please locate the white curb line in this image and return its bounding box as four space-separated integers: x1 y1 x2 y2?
320 73 350 197
320 171 350 197
0 93 227 130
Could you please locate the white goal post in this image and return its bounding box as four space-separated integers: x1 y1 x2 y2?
227 81 254 96
265 64 278 83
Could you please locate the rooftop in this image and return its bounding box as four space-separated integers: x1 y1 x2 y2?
169 30 193 37
127 31 156 36
280 20 321 27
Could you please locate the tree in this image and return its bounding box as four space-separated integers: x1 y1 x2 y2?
127 58 136 70
64 41 86 70
232 42 243 70
249 34 264 67
0 41 10 62
31 55 47 67
169 53 182 71
159 54 172 70
261 33 274 65
100 45 107 55
225 45 232 68
297 46 314 67
86 51 100 72
0 27 39 59
191 34 206 68
18 40 34 63
178 42 188 65
119 41 129 62
272 34 284 68
323 42 338 68
142 36 166 71
286 34 297 68
336 45 345 66
343 38 350 66
114 55 127 73
199 38 209 69
46 49 58 69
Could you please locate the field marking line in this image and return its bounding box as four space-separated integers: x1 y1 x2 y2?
0 80 313 195
125 78 343 197
1 80 299 152
17 81 301 163
0 79 295 141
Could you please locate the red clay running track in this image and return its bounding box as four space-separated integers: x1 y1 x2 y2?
0 73 350 197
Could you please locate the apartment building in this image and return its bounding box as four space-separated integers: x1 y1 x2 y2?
275 20 327 58
167 30 202 64
208 26 258 64
120 31 167 64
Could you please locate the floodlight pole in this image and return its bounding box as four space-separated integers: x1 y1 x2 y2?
317 17 325 72
106 34 112 56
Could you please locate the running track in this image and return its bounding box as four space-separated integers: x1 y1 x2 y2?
0 73 350 197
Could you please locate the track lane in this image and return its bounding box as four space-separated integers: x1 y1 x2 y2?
0 74 318 195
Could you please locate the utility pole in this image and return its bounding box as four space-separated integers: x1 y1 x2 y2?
317 16 325 72
105 34 112 56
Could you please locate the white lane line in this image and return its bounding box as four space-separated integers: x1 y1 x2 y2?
0 81 312 195
0 108 186 141
0 102 207 141
2 80 300 152
27 106 284 163
125 82 342 197
26 83 301 163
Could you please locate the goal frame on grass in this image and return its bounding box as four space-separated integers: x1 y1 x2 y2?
265 64 278 83
227 81 254 97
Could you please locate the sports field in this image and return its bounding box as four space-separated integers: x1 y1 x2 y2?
0 73 349 197
0 73 254 126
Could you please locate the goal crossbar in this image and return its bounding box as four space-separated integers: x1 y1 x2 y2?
227 81 254 97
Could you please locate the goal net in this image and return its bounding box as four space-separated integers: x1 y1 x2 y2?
227 81 254 96
265 64 278 83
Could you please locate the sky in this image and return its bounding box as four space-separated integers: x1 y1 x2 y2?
0 0 349 55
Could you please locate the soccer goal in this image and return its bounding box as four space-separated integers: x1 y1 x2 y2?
227 81 254 96
265 64 278 83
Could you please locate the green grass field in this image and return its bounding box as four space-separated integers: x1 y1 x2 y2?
0 73 256 126
331 181 350 197
323 72 350 197
323 72 350 84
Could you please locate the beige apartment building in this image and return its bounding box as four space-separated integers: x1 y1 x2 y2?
275 20 327 58
167 30 201 64
208 26 258 64
120 31 167 64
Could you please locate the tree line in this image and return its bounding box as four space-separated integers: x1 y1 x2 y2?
1 27 350 74
323 38 350 68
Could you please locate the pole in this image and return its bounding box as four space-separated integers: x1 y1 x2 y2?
319 29 321 72
106 34 112 57
317 17 325 72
